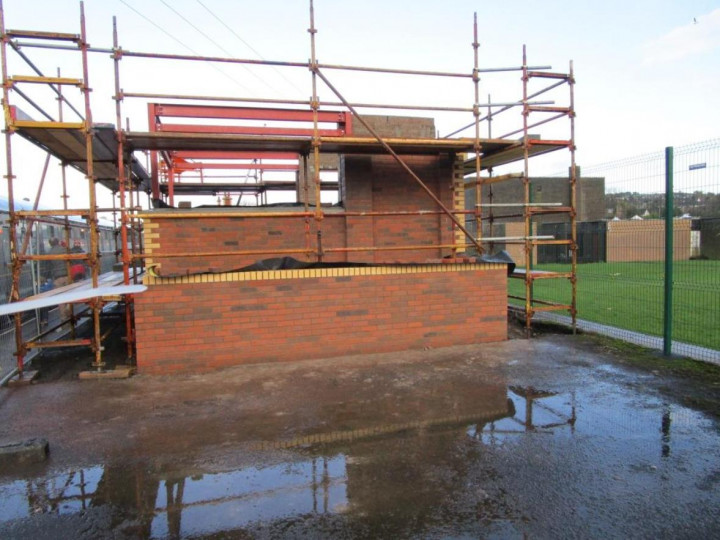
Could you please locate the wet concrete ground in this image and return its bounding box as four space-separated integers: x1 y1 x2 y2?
1 333 720 538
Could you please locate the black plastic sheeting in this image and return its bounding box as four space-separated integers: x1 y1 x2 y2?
152 251 515 279
154 253 517 279
475 250 516 274
240 257 367 271
239 252 515 274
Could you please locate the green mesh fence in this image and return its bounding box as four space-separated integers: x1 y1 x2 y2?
509 138 720 362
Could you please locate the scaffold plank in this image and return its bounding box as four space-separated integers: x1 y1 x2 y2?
12 118 150 190
4 29 80 41
0 283 147 317
126 131 499 155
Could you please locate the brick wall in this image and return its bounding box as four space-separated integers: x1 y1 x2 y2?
135 115 503 375
296 153 340 205
135 265 507 374
607 219 691 262
297 115 435 205
350 114 435 138
146 154 459 275
346 154 457 263
144 213 348 275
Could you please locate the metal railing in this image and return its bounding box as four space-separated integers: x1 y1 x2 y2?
513 138 720 363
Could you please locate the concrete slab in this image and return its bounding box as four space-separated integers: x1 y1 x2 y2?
0 335 719 538
0 438 48 468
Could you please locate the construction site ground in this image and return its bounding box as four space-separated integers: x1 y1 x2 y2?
1 321 720 538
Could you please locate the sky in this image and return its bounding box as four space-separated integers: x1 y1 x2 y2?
0 0 718 211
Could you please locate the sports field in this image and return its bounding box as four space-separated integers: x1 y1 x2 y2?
508 260 720 351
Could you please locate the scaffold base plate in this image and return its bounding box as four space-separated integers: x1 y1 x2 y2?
6 371 39 387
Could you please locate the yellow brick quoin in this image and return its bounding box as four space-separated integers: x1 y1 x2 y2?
144 263 503 285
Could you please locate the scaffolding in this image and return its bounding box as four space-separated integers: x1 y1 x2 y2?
0 1 145 379
1 0 577 379
464 47 577 335
516 47 577 334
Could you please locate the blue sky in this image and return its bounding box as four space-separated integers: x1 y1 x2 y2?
0 0 718 207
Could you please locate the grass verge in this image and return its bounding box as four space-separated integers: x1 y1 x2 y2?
508 260 720 351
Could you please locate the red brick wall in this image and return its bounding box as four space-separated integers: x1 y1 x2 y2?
150 215 348 275
148 154 456 275
345 154 455 263
135 267 507 374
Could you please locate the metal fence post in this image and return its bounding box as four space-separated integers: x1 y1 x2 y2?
663 146 674 356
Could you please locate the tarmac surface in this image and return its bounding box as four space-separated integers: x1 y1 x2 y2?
1 332 720 538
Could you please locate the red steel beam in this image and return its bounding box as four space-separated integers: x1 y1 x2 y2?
172 150 299 160
156 123 345 137
146 104 349 201
168 166 175 206
173 162 299 171
153 103 347 124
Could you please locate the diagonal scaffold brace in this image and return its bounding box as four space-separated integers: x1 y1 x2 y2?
313 68 484 255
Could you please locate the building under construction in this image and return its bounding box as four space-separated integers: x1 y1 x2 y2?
0 1 577 378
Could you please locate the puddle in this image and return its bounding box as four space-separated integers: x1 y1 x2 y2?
1 372 720 538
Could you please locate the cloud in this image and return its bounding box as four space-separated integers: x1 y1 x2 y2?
642 8 720 64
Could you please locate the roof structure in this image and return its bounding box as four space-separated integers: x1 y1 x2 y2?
12 119 564 197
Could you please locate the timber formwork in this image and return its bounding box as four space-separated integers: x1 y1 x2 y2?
1 0 577 376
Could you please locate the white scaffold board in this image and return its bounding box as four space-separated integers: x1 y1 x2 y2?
0 285 147 316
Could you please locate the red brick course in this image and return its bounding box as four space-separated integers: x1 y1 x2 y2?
135 268 507 374
150 216 347 275
149 154 458 275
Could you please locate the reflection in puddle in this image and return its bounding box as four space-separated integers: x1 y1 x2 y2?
152 457 347 538
1 377 720 538
1 458 349 538
472 386 577 445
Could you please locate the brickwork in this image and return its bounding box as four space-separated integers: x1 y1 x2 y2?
135 115 507 374
296 153 340 205
295 115 436 205
350 115 435 139
361 154 455 263
135 265 507 374
146 154 457 274
344 156 375 263
453 155 467 254
607 219 691 262
145 214 348 275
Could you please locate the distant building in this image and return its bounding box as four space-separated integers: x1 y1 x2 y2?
465 174 606 224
